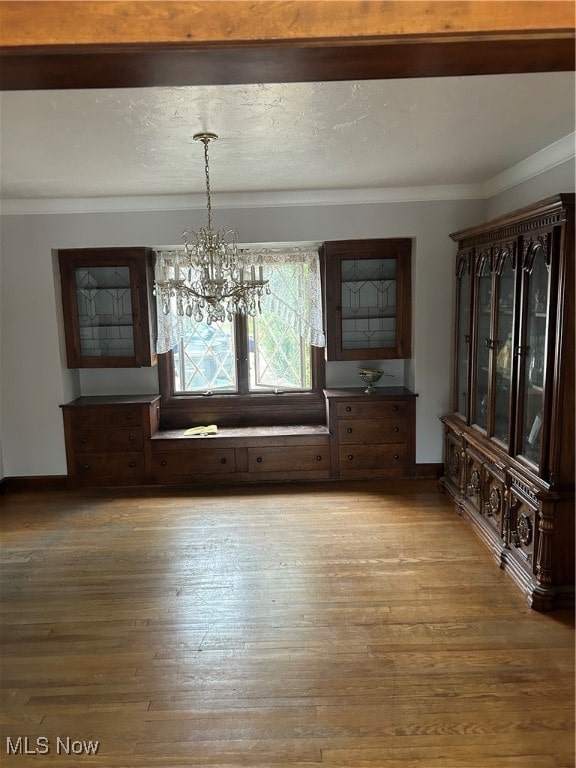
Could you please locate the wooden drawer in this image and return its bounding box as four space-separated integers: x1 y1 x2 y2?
247 446 330 474
72 427 144 453
68 405 143 428
152 449 237 479
338 418 407 444
339 443 407 477
72 453 146 485
336 400 407 419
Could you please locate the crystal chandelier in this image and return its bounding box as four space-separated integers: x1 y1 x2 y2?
156 132 268 323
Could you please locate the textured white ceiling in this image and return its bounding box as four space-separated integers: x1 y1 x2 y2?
0 72 574 201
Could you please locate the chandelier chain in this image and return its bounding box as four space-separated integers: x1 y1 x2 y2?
202 137 213 232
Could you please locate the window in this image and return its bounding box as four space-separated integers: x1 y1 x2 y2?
172 310 312 394
156 246 326 427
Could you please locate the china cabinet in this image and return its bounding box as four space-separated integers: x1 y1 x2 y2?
325 388 417 478
58 247 157 368
322 239 412 360
441 194 574 610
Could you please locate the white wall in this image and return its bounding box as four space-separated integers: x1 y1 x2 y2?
1 197 485 478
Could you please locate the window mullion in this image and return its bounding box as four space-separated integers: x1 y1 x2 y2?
235 314 250 394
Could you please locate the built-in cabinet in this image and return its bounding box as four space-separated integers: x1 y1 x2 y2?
61 391 417 487
61 395 161 486
58 247 157 368
441 194 574 610
325 388 416 479
322 239 412 360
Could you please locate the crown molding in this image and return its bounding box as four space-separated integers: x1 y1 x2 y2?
0 184 484 215
481 132 575 198
1 134 574 215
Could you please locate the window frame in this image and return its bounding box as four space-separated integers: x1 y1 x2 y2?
158 314 326 428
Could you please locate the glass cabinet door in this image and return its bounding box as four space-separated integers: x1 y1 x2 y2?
454 250 472 419
59 247 156 368
323 239 412 361
340 257 397 352
472 251 492 431
492 247 516 447
517 235 552 469
75 265 135 359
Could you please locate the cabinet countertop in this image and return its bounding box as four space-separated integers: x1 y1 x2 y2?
324 387 417 399
61 394 161 408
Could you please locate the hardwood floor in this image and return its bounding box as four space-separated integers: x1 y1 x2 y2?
1 480 574 767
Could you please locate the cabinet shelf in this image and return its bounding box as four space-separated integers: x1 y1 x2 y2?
78 286 132 292
341 313 396 321
79 322 134 329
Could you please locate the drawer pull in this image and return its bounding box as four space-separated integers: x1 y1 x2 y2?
347 454 354 461
394 454 400 460
257 457 263 463
128 435 135 442
81 437 88 444
80 464 90 471
128 461 136 468
316 455 322 461
393 427 399 433
221 458 227 464
79 415 86 422
347 427 353 433
392 405 399 411
161 459 167 466
126 413 134 421
346 406 352 412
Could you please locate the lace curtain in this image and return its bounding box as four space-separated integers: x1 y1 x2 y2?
154 246 326 354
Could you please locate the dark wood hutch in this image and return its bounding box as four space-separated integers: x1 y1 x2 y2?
440 194 574 610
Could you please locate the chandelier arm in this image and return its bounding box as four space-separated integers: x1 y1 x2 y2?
179 281 265 304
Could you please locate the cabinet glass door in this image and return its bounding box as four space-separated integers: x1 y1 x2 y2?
75 265 135 358
492 250 515 446
518 238 551 468
454 252 472 419
473 254 492 431
340 258 397 351
323 239 412 361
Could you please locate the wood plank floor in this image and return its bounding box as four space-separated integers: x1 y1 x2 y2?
1 479 574 768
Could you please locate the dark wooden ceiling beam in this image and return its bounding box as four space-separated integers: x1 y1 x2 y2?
1 36 574 90
0 1 574 90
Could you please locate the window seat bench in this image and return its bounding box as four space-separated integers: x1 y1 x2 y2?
150 424 333 484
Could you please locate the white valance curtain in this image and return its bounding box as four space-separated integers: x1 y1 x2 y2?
154 246 326 354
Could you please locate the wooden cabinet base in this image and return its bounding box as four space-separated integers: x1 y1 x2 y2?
440 417 574 611
62 393 418 487
325 387 417 479
150 426 331 485
61 395 160 487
